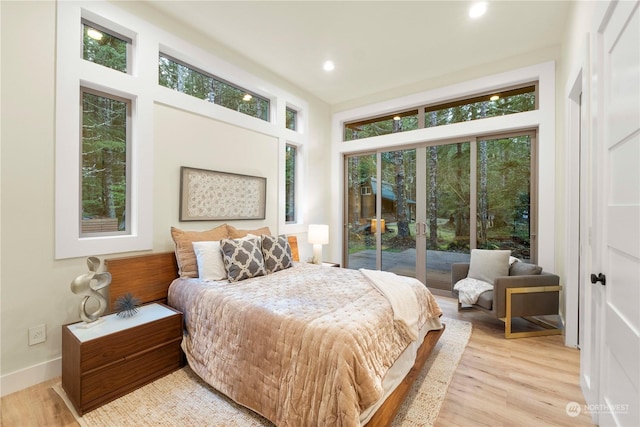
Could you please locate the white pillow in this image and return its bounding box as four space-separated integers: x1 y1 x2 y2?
467 249 511 285
193 234 258 281
192 241 227 281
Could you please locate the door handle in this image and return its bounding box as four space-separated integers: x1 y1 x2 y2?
590 273 606 286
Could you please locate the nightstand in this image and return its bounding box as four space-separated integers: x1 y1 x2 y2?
62 303 183 415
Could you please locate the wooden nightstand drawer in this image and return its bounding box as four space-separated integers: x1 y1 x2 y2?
82 340 182 411
62 303 184 415
80 315 181 372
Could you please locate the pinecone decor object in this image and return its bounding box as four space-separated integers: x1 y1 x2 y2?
114 293 141 318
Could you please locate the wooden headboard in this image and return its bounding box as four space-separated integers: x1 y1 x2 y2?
105 235 299 311
105 252 178 311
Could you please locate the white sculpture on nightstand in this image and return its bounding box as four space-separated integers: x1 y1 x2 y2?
70 257 111 323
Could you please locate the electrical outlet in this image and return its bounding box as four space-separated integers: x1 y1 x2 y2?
28 324 46 346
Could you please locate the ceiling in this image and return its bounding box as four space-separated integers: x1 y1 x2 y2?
145 1 572 105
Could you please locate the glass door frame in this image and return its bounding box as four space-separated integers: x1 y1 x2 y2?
342 128 538 284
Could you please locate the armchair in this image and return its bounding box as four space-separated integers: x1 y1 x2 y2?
451 262 562 338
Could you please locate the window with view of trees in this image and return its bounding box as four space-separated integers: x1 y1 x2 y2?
344 85 536 141
158 54 269 122
82 20 129 73
285 144 296 222
344 110 419 141
286 107 297 131
81 88 129 235
345 131 536 290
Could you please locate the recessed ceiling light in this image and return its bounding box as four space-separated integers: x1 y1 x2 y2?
87 28 104 41
242 94 252 101
323 60 335 72
490 95 499 101
393 115 401 121
469 2 487 19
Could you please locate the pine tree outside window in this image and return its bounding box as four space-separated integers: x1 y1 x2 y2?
286 107 297 131
344 85 537 141
82 20 129 73
80 88 130 236
158 54 270 122
285 144 297 223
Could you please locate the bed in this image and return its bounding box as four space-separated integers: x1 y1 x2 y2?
106 231 444 427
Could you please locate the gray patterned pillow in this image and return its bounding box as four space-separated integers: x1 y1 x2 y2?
220 237 266 282
261 234 293 273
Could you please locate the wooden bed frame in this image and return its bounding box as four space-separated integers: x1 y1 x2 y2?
105 236 444 427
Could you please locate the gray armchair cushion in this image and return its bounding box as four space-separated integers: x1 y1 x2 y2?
509 261 543 276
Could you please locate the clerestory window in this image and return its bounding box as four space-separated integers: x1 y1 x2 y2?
82 20 130 73
344 84 537 141
286 107 298 131
158 53 270 122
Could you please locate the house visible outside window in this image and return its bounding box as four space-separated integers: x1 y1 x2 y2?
158 54 269 122
344 85 537 141
82 20 129 73
80 88 130 236
286 107 297 131
285 144 296 223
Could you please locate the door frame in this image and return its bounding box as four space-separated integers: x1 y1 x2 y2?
564 36 590 349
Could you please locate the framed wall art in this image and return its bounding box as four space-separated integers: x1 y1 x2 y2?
179 166 266 221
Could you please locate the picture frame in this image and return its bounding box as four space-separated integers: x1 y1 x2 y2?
179 166 266 221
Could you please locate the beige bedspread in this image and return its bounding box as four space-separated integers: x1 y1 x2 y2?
168 263 442 426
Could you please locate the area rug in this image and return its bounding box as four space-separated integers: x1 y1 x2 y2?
54 317 471 427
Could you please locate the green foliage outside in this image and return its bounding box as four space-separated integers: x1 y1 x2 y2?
81 91 127 230
347 95 534 260
285 145 296 222
81 25 129 232
344 91 535 141
158 55 269 121
83 24 127 72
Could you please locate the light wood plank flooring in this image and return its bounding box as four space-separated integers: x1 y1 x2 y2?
1 295 594 427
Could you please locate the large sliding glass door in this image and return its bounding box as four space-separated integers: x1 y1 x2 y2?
345 153 377 270
344 131 537 292
344 149 418 277
476 133 536 261
423 141 471 290
380 149 417 277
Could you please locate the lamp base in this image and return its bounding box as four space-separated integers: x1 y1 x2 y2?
312 244 322 264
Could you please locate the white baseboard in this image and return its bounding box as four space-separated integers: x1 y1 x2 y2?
1 357 61 397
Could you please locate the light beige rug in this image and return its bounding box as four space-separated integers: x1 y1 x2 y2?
54 317 471 427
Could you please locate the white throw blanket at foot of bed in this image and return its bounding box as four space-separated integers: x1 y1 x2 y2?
359 268 421 341
453 277 493 305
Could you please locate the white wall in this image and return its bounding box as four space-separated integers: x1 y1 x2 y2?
0 0 331 395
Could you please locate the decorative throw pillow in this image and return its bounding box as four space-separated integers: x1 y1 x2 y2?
227 225 272 239
192 241 227 281
192 234 259 281
509 261 543 276
220 237 266 282
467 249 510 285
261 234 293 273
171 224 229 278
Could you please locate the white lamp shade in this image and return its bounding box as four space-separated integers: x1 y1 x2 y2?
308 224 329 245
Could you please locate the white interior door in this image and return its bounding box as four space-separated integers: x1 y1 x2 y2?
594 1 640 425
